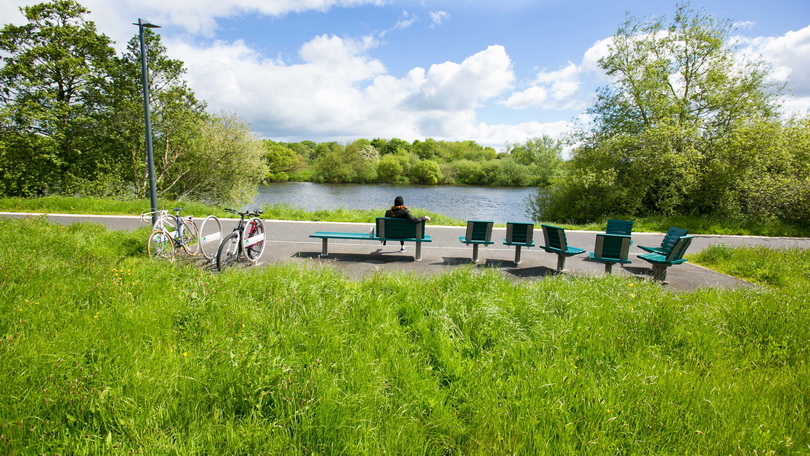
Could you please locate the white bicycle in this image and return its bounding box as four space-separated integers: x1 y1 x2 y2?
141 208 199 259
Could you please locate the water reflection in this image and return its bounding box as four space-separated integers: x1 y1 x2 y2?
250 182 537 224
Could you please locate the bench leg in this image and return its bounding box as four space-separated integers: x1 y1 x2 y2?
604 262 614 274
472 244 479 263
652 264 668 282
514 246 522 265
320 238 329 257
415 242 422 261
556 254 566 272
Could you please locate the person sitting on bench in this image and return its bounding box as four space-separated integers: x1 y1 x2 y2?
384 196 431 253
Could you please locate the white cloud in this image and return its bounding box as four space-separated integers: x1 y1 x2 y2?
429 11 451 28
170 36 547 147
392 10 418 31
503 61 589 110
736 24 810 115
404 45 514 111
503 86 549 110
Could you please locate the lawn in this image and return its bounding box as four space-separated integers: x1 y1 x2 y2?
0 216 807 454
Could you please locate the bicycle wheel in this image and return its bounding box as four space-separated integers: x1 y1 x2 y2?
179 218 200 256
242 217 266 263
198 215 223 260
148 229 175 260
216 232 240 271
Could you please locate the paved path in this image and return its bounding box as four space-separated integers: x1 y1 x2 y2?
4 212 810 291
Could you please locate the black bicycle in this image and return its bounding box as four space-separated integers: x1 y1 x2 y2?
216 209 266 271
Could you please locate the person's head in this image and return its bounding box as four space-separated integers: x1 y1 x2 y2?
394 196 404 206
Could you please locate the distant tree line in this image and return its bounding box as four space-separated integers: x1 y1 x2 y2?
262 136 564 187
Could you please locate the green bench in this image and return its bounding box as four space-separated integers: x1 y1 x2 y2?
589 233 632 273
459 220 494 263
638 235 694 283
503 222 535 265
540 224 586 272
309 217 432 261
639 227 688 256
607 218 634 237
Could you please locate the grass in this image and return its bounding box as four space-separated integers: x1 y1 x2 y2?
692 245 810 288
3 196 809 236
0 216 808 454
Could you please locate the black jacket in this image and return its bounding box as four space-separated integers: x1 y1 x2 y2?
385 206 427 224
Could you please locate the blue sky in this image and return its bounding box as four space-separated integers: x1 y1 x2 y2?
4 0 810 150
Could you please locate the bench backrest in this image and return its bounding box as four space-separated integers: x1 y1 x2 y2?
666 235 694 262
466 220 494 242
606 218 634 237
376 217 424 239
593 233 630 261
506 222 534 244
659 227 689 253
541 224 568 251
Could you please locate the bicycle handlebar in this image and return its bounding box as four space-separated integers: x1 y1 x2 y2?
140 209 168 223
224 208 263 218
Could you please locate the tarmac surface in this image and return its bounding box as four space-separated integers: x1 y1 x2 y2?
5 212 810 292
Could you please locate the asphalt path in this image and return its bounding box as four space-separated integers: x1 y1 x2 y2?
4 211 809 292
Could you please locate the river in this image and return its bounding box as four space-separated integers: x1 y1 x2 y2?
250 182 538 224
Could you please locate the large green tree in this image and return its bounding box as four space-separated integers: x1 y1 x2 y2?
0 0 116 195
591 3 778 140
1 0 266 205
531 3 787 222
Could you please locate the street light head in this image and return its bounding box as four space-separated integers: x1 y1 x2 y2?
133 19 161 29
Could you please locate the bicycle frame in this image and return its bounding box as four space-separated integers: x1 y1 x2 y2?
216 209 265 271
142 208 199 257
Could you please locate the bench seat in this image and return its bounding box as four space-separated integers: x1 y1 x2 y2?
638 235 694 283
310 217 432 261
502 222 535 265
459 220 494 263
540 224 586 272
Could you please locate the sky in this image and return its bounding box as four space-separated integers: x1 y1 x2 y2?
3 0 810 151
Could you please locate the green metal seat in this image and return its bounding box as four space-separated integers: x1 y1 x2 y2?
589 233 632 273
503 222 535 265
639 235 694 283
540 224 586 272
639 227 688 256
459 220 494 263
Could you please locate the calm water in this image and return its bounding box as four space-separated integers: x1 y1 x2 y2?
250 182 538 224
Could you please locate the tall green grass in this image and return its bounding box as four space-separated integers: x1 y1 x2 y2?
1 216 807 454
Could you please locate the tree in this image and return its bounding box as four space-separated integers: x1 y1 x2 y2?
113 27 208 198
591 3 778 140
530 3 784 222
506 135 563 186
0 0 117 195
263 141 302 181
410 160 442 185
169 112 266 204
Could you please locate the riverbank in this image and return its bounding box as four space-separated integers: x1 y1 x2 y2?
1 195 808 237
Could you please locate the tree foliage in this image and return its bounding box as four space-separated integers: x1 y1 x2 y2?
0 0 266 205
530 3 807 225
0 0 116 195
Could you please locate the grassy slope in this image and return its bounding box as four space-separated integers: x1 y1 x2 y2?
0 217 807 454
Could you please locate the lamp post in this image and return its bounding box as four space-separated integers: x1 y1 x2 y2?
134 19 161 225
